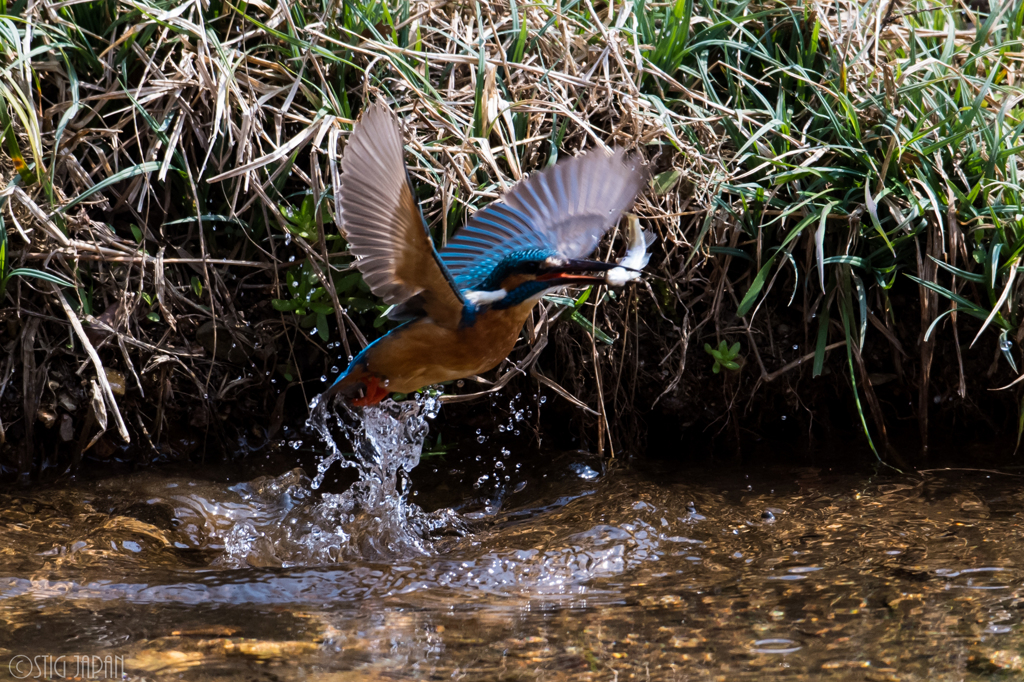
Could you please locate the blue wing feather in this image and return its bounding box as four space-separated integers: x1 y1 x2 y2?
440 148 646 289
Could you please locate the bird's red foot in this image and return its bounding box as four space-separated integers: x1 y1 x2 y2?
349 376 390 407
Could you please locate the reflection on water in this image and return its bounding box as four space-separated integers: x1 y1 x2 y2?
1 437 1024 678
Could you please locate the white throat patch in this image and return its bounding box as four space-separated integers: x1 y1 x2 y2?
464 289 508 306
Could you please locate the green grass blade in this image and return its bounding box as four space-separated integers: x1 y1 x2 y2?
57 161 162 215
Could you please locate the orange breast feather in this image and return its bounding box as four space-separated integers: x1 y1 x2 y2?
361 301 536 395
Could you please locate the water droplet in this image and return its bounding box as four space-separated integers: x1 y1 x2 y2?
320 375 327 382
477 435 486 443
331 366 339 373
781 415 787 421
1000 338 1013 351
539 396 547 404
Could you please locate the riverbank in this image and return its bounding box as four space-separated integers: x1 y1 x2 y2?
1 0 1022 479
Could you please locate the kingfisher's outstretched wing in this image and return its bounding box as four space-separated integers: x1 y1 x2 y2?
340 103 466 328
440 149 646 289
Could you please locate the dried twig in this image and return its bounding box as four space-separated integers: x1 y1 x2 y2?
52 285 131 443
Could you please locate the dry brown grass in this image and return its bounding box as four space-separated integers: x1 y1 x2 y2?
1 0 1022 475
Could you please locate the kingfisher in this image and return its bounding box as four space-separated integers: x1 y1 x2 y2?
324 103 646 406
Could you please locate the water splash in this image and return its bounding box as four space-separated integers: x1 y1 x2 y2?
307 391 440 491
304 391 461 560
210 391 466 566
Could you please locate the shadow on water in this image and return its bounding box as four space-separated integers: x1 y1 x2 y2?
1 395 1024 679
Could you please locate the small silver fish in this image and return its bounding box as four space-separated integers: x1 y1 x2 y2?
606 215 654 286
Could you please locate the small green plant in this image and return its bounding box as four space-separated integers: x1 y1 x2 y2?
280 192 320 241
272 264 384 342
272 262 336 342
139 291 160 322
704 340 741 374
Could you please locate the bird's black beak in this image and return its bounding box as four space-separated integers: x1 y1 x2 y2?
537 258 615 284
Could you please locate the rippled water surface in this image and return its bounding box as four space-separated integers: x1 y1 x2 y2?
2 423 1024 680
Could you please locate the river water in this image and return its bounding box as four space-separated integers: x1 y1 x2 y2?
0 397 1022 680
